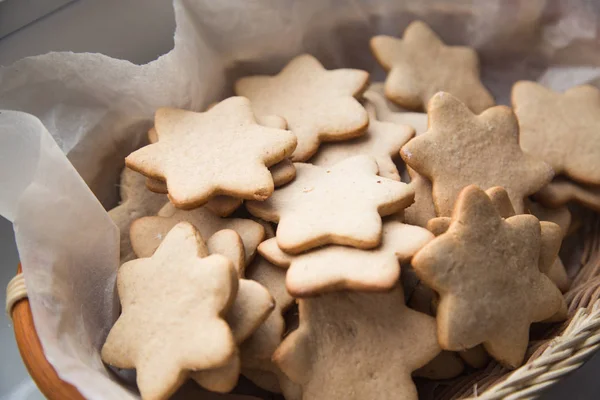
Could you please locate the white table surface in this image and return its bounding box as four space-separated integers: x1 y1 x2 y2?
0 1 599 399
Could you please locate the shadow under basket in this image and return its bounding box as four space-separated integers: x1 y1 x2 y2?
8 216 600 400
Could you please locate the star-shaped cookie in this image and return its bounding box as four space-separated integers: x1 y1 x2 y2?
101 222 238 399
125 97 297 209
258 219 433 296
403 167 436 227
108 167 167 263
246 155 414 254
130 203 265 265
240 256 295 391
144 116 296 217
535 178 600 213
192 230 274 393
525 199 571 238
512 81 600 185
145 159 296 217
427 186 564 274
400 92 554 216
310 107 414 180
273 285 440 400
363 83 428 135
412 185 565 368
235 54 369 161
370 20 494 113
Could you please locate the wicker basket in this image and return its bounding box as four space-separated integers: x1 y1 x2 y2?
7 216 600 400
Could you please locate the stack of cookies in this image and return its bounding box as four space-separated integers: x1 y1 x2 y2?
103 20 598 400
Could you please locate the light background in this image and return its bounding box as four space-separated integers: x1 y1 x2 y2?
0 0 598 399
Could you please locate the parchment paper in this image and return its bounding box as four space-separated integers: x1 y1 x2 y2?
1 0 600 399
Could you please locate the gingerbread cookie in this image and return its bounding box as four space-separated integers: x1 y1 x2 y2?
363 84 428 135
247 156 414 254
525 199 571 238
146 160 296 217
535 178 600 213
145 114 295 217
235 54 369 161
412 185 565 368
512 81 600 185
310 106 414 180
108 167 167 263
427 187 566 288
240 256 295 390
370 21 494 113
130 203 264 265
101 222 238 399
193 230 274 392
273 285 440 400
401 92 554 216
126 97 297 209
258 219 433 296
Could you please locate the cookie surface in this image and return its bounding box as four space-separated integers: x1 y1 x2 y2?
310 107 414 180
130 203 264 265
412 185 565 368
273 285 440 400
512 81 600 185
235 54 369 161
401 92 554 216
101 222 238 399
125 97 297 209
247 156 414 254
370 21 494 113
258 219 433 296
108 167 167 263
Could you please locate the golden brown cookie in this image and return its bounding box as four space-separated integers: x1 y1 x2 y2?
130 203 264 265
143 114 293 217
258 219 433 296
458 346 490 369
108 167 167 263
370 21 494 113
146 160 296 217
512 81 600 185
247 156 414 254
193 230 274 392
126 97 297 209
427 187 566 291
101 222 238 399
412 185 565 368
525 199 571 238
235 54 369 161
272 285 440 400
535 178 600 213
363 84 428 135
310 106 414 180
401 92 554 216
